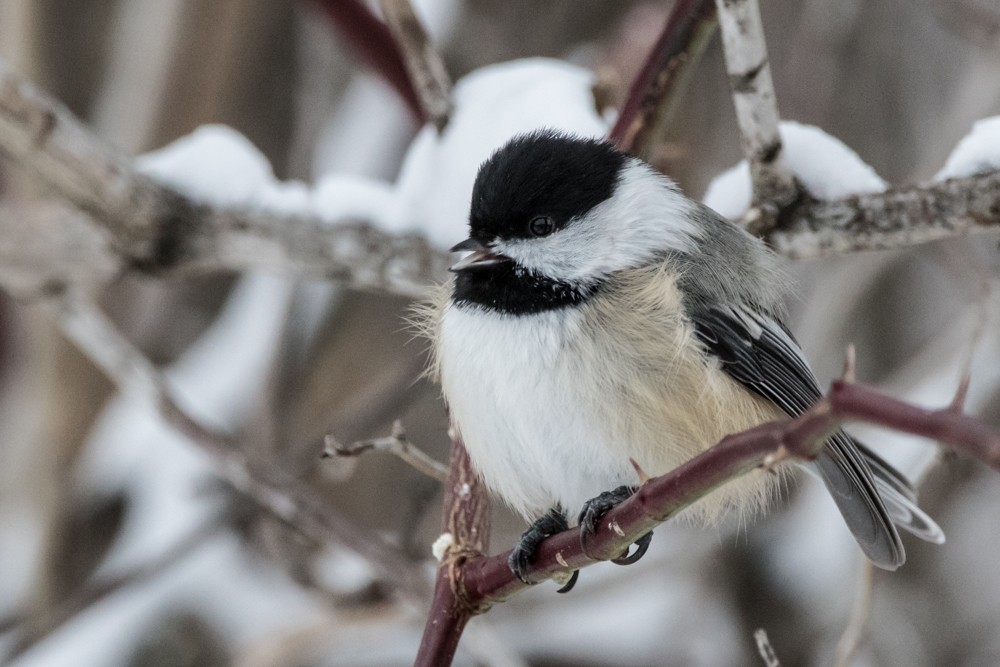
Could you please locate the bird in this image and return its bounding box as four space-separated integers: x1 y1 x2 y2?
423 129 943 586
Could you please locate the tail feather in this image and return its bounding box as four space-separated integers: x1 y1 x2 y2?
814 431 944 570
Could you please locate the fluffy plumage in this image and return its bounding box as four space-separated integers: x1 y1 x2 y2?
423 130 943 570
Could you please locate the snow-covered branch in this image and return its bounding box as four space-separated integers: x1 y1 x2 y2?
0 57 448 296
771 169 1000 259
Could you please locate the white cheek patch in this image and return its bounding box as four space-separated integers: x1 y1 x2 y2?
494 162 702 284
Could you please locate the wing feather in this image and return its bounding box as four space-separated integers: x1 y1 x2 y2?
690 304 911 568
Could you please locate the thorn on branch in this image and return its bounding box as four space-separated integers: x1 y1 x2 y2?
323 420 449 482
629 457 653 484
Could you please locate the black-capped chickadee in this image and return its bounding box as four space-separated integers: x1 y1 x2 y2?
427 130 943 584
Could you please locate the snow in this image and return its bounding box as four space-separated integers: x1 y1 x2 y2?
935 115 1000 180
138 59 608 252
703 121 887 218
387 58 608 248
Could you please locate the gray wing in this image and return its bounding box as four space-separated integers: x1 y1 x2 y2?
691 303 942 569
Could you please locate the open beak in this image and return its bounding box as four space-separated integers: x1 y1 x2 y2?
449 238 510 272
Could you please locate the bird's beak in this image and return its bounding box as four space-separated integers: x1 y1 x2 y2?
449 238 510 272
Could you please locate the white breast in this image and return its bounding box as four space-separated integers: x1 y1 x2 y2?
438 304 637 519
433 268 784 524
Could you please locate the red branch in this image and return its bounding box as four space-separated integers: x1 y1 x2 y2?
304 0 424 122
414 431 491 667
454 381 999 608
609 0 718 155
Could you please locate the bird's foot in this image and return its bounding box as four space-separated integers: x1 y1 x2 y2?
508 508 569 585
578 485 653 565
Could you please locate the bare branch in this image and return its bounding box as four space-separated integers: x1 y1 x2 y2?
714 0 797 234
754 628 781 667
29 286 430 599
610 0 718 159
324 420 449 482
302 0 423 122
378 0 452 132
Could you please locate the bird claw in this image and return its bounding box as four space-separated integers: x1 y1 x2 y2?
578 485 635 544
508 509 569 584
611 530 653 565
578 485 653 566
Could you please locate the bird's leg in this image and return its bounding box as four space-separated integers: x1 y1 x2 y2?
509 507 569 585
578 485 654 565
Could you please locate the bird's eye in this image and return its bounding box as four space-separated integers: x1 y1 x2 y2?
528 215 555 237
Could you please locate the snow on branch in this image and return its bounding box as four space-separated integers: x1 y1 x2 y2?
772 169 1000 259
0 58 448 296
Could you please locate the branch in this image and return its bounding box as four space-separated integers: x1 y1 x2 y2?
31 286 430 599
714 0 797 234
609 0 718 159
0 57 449 296
415 430 491 667
323 419 449 482
768 170 1000 259
378 0 452 132
303 0 423 123
455 379 1000 607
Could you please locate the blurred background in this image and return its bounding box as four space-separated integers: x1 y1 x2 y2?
0 1 999 665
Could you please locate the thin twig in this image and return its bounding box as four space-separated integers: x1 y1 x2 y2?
754 628 781 667
610 0 718 159
31 286 429 599
324 420 449 482
714 0 797 235
833 558 874 667
378 0 452 132
303 0 423 122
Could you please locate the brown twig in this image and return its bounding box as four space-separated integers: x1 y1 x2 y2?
32 286 430 600
323 419 449 482
414 429 491 667
378 0 452 132
303 0 423 122
714 0 798 235
609 0 718 159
